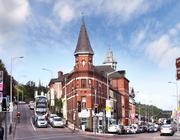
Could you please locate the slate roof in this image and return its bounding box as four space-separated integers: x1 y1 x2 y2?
74 20 94 56
94 65 126 79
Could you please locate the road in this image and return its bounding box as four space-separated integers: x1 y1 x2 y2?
14 104 180 140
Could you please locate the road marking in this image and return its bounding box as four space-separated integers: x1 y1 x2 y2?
15 133 76 140
30 118 36 131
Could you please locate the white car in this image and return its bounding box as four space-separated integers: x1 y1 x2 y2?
35 116 48 128
108 124 119 133
51 117 64 128
29 101 34 110
160 124 175 136
48 114 58 124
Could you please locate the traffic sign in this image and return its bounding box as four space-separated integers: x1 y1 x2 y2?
9 102 13 112
105 106 110 111
177 107 180 111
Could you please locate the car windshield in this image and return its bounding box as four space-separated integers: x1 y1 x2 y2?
38 118 45 121
54 118 62 121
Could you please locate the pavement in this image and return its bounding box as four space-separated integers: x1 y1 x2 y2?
175 131 180 136
66 121 115 136
7 104 18 140
66 122 180 138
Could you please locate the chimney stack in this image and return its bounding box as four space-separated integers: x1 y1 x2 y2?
58 71 63 79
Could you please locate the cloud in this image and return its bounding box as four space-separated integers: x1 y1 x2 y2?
54 2 75 23
0 0 30 44
145 23 180 68
53 0 163 24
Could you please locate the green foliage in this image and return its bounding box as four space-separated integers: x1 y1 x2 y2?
55 98 63 117
135 102 162 121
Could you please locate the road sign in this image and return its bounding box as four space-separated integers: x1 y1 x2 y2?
105 106 110 111
9 102 13 112
177 107 180 111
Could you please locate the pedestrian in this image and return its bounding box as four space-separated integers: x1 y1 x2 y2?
0 126 4 140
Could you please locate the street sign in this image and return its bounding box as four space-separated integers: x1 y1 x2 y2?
176 57 180 80
105 106 110 111
106 99 112 118
178 107 180 111
9 102 13 112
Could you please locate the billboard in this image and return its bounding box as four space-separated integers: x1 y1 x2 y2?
176 57 180 80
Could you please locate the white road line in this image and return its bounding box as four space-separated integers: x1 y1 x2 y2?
30 118 36 131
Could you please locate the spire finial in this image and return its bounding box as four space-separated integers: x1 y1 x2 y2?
81 12 85 25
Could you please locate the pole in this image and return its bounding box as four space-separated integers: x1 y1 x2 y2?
22 86 23 101
10 57 13 133
65 78 68 125
138 103 141 122
106 71 116 132
4 112 7 140
106 73 109 132
176 82 179 132
169 81 179 132
95 90 97 134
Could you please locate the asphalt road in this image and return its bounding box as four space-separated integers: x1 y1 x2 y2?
14 104 180 140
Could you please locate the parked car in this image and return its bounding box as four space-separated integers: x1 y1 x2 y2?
48 114 58 124
51 117 64 128
29 101 34 110
108 124 119 133
123 125 136 134
160 124 175 136
147 125 155 133
35 116 48 128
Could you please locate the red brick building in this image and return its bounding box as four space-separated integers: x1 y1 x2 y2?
50 20 134 131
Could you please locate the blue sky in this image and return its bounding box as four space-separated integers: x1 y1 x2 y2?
0 0 180 110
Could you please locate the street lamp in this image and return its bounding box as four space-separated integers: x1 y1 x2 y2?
42 68 53 78
107 71 118 99
106 70 118 130
10 56 24 133
168 81 179 132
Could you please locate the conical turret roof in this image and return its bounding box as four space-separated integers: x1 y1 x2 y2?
74 20 94 56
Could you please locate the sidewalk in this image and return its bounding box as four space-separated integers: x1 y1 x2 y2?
66 121 114 136
7 105 17 140
175 131 180 136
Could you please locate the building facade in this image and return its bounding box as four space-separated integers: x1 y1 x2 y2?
49 20 135 131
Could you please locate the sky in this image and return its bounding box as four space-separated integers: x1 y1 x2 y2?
0 0 180 110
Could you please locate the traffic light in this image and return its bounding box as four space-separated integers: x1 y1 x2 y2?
2 97 7 111
77 101 81 112
94 104 98 114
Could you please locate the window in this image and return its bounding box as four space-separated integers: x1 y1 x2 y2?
88 79 92 88
81 79 86 88
82 96 86 109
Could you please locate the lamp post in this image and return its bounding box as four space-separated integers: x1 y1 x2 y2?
42 68 53 78
168 81 179 132
10 56 24 133
106 70 117 130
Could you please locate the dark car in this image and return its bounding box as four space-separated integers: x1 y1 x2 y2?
147 126 155 133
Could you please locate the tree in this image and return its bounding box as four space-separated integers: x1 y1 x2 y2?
24 81 36 100
55 98 63 117
0 59 10 96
